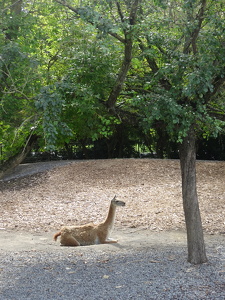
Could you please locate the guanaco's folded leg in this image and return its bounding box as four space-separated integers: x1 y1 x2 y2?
103 239 118 244
61 234 80 246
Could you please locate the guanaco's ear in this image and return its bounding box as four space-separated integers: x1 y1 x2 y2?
112 195 116 201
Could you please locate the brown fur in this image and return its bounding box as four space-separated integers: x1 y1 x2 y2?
53 196 125 246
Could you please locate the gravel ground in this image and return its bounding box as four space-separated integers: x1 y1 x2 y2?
0 159 225 299
1 240 225 300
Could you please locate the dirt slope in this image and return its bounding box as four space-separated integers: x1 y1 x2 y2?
0 159 225 234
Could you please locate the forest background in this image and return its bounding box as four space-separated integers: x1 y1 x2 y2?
0 0 225 165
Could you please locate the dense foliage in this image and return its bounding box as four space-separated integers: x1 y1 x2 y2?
0 0 225 163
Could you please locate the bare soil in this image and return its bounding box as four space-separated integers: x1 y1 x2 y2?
0 159 225 236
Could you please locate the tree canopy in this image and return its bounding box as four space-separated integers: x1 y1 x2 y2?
0 0 224 161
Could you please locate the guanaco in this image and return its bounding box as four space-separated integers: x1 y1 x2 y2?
53 196 125 246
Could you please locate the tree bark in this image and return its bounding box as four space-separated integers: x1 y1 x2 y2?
179 128 207 264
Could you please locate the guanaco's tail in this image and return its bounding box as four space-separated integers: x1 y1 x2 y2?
54 231 61 241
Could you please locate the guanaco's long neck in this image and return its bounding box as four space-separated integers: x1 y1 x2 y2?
103 203 116 227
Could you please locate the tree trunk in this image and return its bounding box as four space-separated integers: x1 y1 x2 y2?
179 128 207 264
0 134 38 180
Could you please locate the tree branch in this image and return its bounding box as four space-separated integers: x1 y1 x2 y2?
54 0 125 43
106 0 141 111
129 0 140 26
138 39 172 91
55 0 141 111
183 0 207 54
116 1 125 23
106 39 133 111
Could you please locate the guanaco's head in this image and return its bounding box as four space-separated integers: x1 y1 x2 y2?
111 195 125 207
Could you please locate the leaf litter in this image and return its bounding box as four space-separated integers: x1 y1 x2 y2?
0 159 224 235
